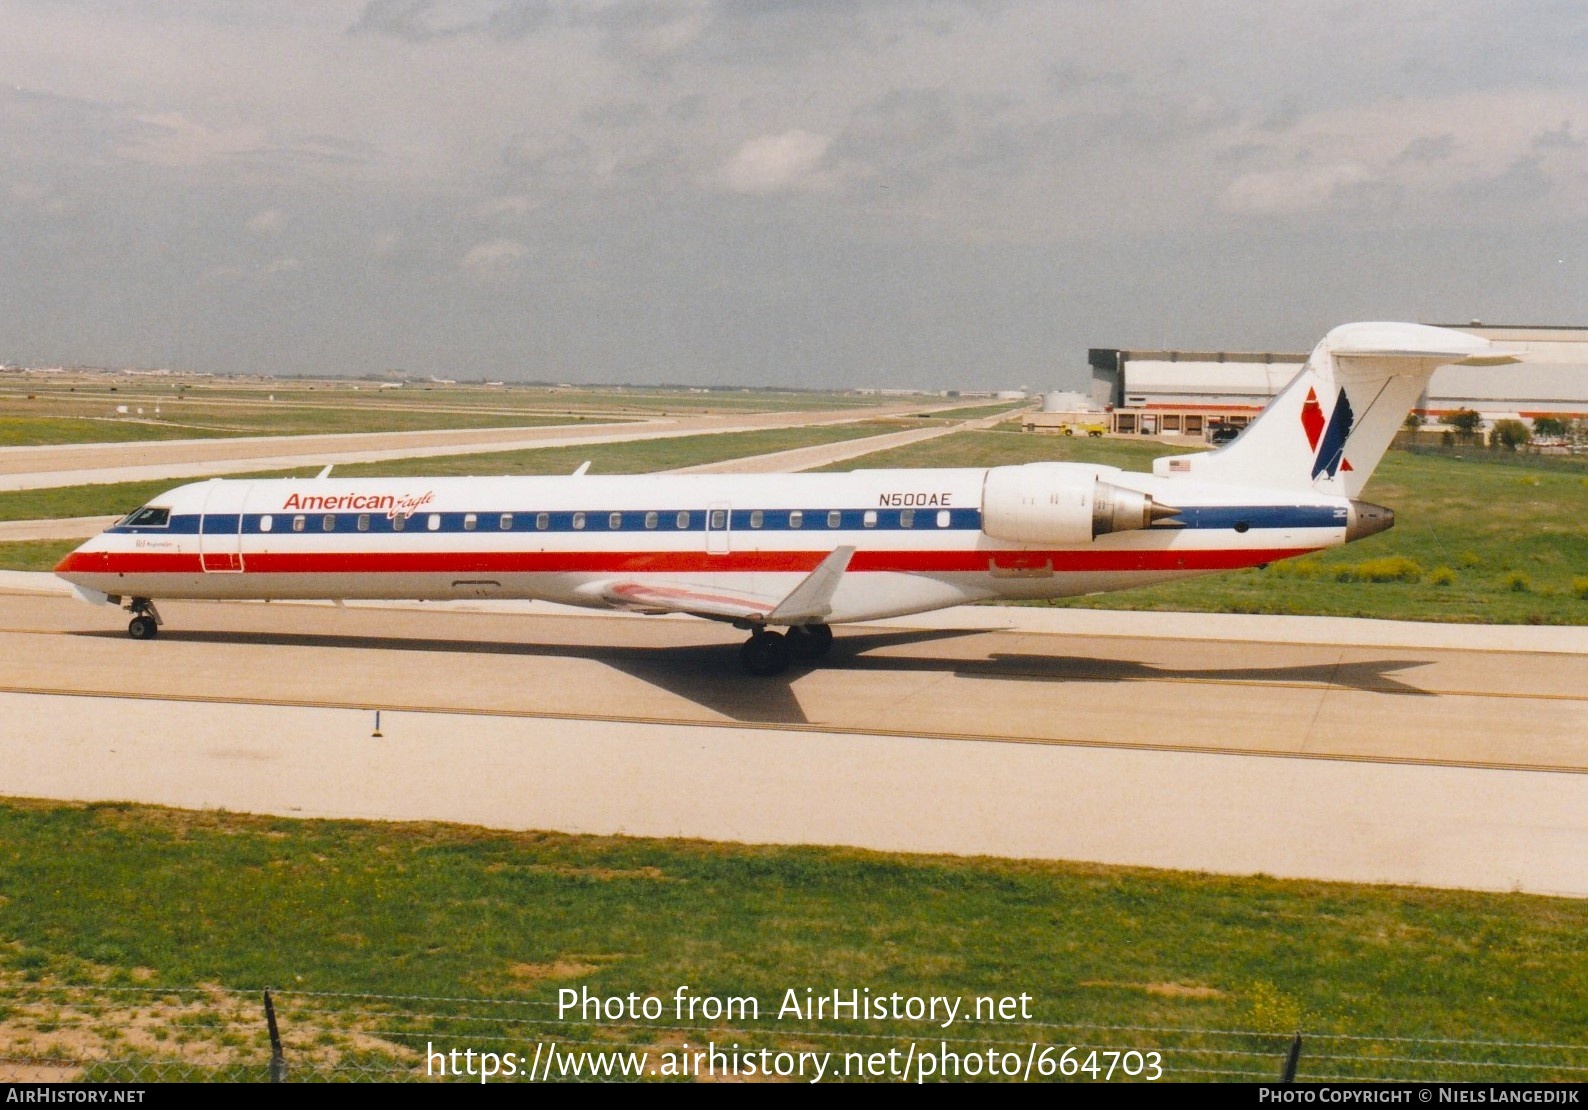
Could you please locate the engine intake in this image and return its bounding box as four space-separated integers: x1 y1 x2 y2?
982 465 1179 545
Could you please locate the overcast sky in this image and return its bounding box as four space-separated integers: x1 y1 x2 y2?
2 1 1585 390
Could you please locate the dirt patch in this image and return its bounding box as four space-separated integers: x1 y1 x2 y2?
1080 980 1225 999
528 864 672 881
0 977 418 1080
507 960 599 983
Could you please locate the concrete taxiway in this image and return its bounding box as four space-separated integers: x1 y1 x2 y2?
1 581 1583 897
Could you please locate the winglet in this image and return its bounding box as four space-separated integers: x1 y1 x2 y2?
767 546 855 624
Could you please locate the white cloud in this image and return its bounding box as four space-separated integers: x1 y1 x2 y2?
118 112 269 168
1214 90 1588 219
246 208 286 235
460 237 528 271
1221 163 1375 214
9 181 70 216
371 229 404 257
716 130 833 195
471 194 540 220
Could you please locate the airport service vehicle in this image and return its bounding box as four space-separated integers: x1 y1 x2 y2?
56 323 1512 676
1061 422 1107 438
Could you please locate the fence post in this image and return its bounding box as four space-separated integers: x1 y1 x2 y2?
1280 1031 1302 1082
264 989 286 1083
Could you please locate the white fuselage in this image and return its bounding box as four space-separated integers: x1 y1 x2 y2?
56 463 1352 624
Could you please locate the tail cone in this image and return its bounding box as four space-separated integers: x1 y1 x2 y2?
1345 500 1395 542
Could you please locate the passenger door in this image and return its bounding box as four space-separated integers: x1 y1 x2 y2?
198 482 248 573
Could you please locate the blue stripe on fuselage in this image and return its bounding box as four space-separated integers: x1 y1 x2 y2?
106 503 1346 537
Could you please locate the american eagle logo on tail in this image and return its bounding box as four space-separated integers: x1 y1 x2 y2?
1305 387 1355 480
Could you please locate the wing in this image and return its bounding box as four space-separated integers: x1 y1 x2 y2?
599 546 855 625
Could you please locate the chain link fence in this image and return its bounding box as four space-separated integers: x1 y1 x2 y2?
1 982 1584 1083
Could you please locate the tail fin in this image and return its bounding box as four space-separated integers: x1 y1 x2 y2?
1153 322 1516 496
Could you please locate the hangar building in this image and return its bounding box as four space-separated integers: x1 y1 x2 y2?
1025 325 1588 437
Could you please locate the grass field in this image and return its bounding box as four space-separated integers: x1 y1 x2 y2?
0 423 909 525
0 381 894 446
0 540 83 572
0 799 1582 1082
331 420 909 479
0 408 597 447
830 432 1588 625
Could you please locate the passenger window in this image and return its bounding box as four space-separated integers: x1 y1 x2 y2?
427 514 440 532
644 512 658 529
393 513 406 532
863 510 877 529
499 513 512 531
358 514 370 532
260 515 273 533
676 511 690 529
609 512 622 530
573 512 585 530
464 513 477 531
536 512 549 531
936 510 950 528
322 514 336 532
827 510 841 528
789 510 803 529
749 510 763 529
899 509 914 529
292 515 306 532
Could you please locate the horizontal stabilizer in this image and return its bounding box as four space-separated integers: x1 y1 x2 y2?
1153 322 1516 497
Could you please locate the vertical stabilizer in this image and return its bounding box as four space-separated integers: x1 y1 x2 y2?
1153 322 1515 496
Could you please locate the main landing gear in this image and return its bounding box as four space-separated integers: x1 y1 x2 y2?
125 598 162 640
738 623 834 677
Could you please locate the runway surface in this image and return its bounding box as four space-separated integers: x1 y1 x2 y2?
2 585 1584 896
0 402 938 491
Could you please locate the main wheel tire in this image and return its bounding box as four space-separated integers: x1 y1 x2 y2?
128 615 158 640
740 630 791 676
786 623 834 661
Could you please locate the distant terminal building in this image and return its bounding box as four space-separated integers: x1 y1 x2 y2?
1024 324 1588 438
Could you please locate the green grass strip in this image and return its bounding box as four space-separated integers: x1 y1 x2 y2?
0 798 1583 1077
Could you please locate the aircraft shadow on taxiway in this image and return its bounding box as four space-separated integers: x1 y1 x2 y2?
76 626 980 726
77 625 1436 725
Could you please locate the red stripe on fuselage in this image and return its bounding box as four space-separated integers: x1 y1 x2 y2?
59 546 1317 578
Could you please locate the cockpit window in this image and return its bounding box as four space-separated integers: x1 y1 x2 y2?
121 506 170 528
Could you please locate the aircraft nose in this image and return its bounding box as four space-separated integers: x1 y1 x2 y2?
1345 500 1395 542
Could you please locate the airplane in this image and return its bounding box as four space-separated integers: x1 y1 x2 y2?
55 323 1514 676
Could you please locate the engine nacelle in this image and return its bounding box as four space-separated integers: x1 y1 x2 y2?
981 465 1178 545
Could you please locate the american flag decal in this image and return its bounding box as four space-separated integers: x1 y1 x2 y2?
1169 458 1191 472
